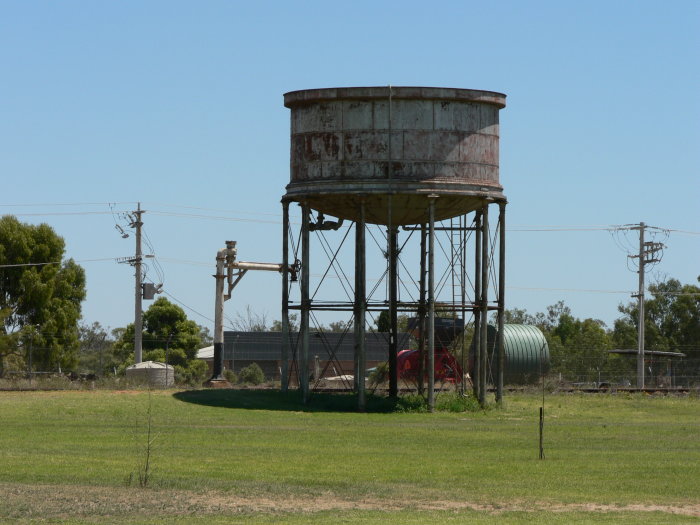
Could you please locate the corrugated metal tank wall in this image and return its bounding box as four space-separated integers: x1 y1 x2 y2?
283 86 507 225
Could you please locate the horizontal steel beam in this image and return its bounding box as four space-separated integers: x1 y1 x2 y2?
401 226 479 232
232 261 285 272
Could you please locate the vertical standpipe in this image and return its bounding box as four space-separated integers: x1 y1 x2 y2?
211 242 235 382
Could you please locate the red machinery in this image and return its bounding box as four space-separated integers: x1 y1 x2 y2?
397 318 465 384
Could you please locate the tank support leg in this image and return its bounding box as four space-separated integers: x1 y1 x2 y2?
281 201 290 393
496 202 506 403
417 224 427 396
300 205 310 403
427 197 436 412
479 202 490 406
354 201 367 411
473 211 482 398
388 226 399 398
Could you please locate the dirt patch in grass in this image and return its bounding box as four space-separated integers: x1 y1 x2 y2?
2 483 698 519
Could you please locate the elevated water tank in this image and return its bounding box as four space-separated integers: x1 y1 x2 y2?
283 86 506 225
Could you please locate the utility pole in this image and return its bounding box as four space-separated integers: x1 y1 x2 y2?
132 203 144 364
627 222 664 388
636 222 645 389
116 202 163 365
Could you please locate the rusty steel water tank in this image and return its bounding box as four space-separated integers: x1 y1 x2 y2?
283 86 506 225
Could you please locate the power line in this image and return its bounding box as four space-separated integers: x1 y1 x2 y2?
155 257 211 267
509 227 614 232
0 201 136 207
147 210 280 224
508 286 633 294
161 290 218 327
6 211 129 217
667 229 700 235
0 258 117 268
3 202 699 235
147 202 282 218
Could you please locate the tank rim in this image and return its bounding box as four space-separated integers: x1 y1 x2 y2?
284 86 506 108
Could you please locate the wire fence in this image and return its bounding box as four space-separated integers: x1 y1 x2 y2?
3 344 699 390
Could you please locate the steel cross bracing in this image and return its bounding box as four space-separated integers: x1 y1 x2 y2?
282 202 506 409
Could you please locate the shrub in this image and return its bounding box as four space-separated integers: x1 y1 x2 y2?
395 394 428 413
239 363 265 385
393 392 484 413
434 392 482 412
175 360 208 386
367 362 389 386
223 369 238 384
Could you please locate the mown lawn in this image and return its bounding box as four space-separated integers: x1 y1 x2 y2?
0 389 698 523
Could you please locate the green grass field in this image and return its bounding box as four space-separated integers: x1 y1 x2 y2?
1 389 698 523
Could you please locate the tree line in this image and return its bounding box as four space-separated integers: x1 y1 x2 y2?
1 215 698 386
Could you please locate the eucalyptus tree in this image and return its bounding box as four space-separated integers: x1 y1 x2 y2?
0 216 85 374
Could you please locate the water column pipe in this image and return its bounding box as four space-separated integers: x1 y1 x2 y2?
211 241 237 381
210 240 297 385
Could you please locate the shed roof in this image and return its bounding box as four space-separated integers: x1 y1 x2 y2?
196 331 412 362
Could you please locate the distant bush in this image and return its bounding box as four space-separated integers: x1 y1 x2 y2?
223 369 238 384
367 362 389 386
395 394 428 413
239 363 265 385
175 360 208 386
435 392 482 412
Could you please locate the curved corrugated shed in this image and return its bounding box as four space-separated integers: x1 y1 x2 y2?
498 324 549 382
470 324 549 384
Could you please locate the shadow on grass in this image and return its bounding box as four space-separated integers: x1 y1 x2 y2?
173 389 407 413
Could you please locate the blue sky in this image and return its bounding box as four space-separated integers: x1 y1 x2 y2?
1 1 698 333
